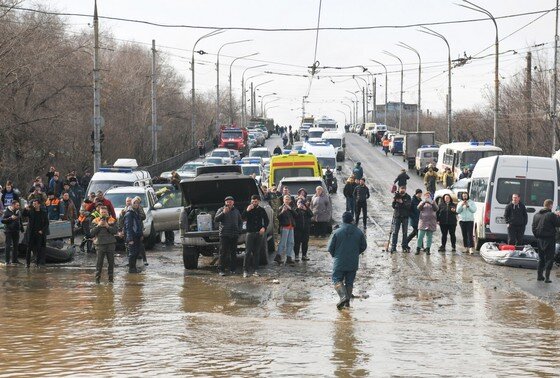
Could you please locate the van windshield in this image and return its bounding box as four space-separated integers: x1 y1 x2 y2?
496 178 554 206
309 131 323 138
324 138 341 148
274 168 315 186
461 150 501 168
87 181 132 196
317 157 336 169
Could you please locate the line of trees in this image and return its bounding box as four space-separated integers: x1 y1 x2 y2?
0 2 241 189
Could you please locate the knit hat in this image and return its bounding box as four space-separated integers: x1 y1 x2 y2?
415 188 423 194
342 211 353 224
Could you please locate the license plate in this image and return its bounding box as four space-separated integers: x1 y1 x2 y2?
208 236 219 241
495 217 506 224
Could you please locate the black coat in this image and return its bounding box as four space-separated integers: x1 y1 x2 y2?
437 201 458 225
394 172 410 187
242 205 269 233
532 208 560 238
294 206 313 231
25 208 49 245
277 205 297 227
504 202 528 226
392 193 412 218
343 182 357 198
1 206 24 233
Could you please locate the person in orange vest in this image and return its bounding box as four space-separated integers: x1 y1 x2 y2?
45 191 61 220
382 138 390 156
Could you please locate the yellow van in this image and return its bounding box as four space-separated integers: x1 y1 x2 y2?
269 152 322 187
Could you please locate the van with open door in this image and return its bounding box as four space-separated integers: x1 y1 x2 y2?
469 155 560 250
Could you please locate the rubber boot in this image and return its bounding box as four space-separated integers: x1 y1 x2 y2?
344 285 353 307
537 265 545 281
334 282 349 310
415 247 420 255
544 267 552 283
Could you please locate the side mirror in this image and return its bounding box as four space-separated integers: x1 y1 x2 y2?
154 203 163 210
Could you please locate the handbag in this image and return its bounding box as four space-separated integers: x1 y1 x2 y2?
390 184 397 193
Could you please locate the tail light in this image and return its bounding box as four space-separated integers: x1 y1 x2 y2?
484 202 491 225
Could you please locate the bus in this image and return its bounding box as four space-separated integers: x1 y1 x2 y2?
313 116 337 132
436 141 502 180
268 151 322 187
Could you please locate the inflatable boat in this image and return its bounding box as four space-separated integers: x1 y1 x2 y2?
18 243 76 264
479 242 539 269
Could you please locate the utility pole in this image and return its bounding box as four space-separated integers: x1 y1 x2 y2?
553 0 559 154
151 40 158 164
373 77 377 123
362 87 366 124
92 0 102 172
526 52 532 154
250 82 254 117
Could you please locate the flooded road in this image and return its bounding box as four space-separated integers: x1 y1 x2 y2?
1 134 559 376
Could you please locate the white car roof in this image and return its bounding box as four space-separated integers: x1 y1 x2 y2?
105 186 150 194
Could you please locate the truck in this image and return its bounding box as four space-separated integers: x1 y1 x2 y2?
403 131 436 169
219 126 249 157
248 117 273 137
300 116 315 138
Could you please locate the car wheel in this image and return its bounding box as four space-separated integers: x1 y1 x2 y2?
474 226 485 251
259 236 269 266
145 226 157 249
183 246 199 269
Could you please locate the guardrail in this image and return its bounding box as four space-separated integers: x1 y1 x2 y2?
139 141 213 177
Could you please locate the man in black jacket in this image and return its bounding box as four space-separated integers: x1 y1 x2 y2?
242 195 269 277
353 178 370 228
531 199 560 283
294 197 313 262
504 194 528 245
391 186 412 253
2 201 24 264
215 196 243 275
394 169 410 188
25 199 49 267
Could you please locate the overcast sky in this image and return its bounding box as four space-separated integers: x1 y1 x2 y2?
36 0 558 126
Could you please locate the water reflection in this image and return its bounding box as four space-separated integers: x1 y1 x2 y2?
332 311 368 377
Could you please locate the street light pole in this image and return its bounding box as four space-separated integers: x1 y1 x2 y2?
398 42 421 132
370 59 388 126
553 0 559 153
252 80 273 117
383 51 404 133
459 1 499 145
260 93 277 115
365 72 376 122
420 27 452 143
191 29 224 148
228 52 259 125
341 102 353 125
217 39 251 131
354 75 368 124
264 105 280 117
263 98 280 116
241 64 267 127
346 90 359 124
336 110 347 125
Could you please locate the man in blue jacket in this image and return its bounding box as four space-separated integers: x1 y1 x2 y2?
327 211 367 310
124 199 143 273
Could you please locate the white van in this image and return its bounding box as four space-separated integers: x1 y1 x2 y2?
86 158 151 196
307 127 325 140
322 130 345 161
303 140 339 173
470 155 560 249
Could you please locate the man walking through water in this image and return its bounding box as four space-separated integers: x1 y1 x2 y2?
328 211 367 310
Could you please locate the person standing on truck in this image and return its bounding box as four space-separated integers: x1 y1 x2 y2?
394 169 410 188
215 196 243 276
504 193 528 246
343 176 357 213
328 211 367 310
91 206 117 284
242 195 269 278
423 166 437 198
353 178 370 229
352 162 363 180
391 186 411 253
532 199 560 283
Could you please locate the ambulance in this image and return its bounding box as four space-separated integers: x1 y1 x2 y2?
268 151 322 187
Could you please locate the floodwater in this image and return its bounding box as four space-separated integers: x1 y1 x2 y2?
1 135 559 376
0 243 559 376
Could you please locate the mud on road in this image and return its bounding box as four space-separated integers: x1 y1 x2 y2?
0 133 559 376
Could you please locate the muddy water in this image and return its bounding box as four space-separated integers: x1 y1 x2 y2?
0 248 559 376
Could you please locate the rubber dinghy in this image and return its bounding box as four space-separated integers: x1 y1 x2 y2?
18 242 76 264
479 242 539 269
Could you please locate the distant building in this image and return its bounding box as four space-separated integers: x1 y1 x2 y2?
372 102 418 121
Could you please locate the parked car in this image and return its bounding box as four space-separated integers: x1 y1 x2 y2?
248 147 271 164
211 148 234 164
160 162 206 180
433 178 471 205
204 156 227 166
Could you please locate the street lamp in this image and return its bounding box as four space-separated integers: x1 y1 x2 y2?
263 98 281 116
382 51 404 133
341 102 353 125
398 42 421 132
370 59 388 126
216 39 251 130
346 90 359 124
459 0 498 145
260 93 278 115
241 64 267 127
264 105 280 117
336 110 347 126
252 80 273 117
420 26 452 142
191 29 224 147
353 75 368 126
228 52 259 124
365 71 376 122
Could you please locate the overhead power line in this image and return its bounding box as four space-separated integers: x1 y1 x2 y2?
0 4 556 32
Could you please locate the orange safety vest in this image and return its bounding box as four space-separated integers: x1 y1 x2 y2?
382 139 390 147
